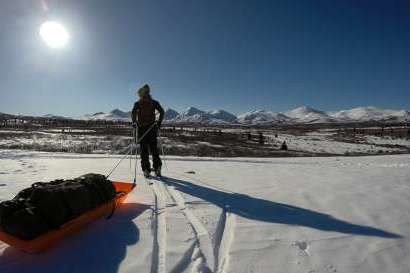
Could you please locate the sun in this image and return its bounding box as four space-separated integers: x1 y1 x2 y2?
39 21 69 49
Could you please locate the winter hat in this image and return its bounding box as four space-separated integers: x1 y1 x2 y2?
137 84 150 97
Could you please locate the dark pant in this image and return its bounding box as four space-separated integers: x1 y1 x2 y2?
138 124 162 172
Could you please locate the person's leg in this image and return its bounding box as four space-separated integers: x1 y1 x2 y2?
140 141 151 172
138 126 151 172
149 129 162 172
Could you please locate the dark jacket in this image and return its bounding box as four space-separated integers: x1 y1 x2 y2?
132 97 164 127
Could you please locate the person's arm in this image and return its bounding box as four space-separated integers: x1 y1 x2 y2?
131 102 139 126
154 100 165 127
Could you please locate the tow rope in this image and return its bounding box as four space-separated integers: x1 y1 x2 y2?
104 122 157 219
105 122 157 182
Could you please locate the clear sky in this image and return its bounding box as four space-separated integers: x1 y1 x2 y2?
0 0 409 117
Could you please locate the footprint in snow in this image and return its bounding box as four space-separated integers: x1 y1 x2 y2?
293 240 309 256
325 264 338 273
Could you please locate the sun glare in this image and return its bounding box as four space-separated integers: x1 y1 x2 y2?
39 21 69 49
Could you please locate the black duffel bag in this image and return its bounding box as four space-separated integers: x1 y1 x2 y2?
29 181 72 228
77 174 116 206
0 199 27 226
0 202 51 240
0 173 116 240
61 180 94 217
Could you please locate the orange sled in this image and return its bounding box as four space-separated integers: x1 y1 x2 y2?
0 181 135 254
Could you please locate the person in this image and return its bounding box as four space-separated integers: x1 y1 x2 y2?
132 84 164 178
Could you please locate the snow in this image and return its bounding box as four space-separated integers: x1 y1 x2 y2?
3 106 410 126
164 109 179 120
272 132 405 155
1 127 408 156
196 141 224 148
329 106 410 122
237 110 288 124
42 129 96 133
207 110 237 123
285 106 336 123
80 109 131 121
169 107 237 124
42 114 70 120
0 130 27 134
0 132 132 155
365 135 410 148
166 105 409 124
11 105 408 125
0 150 409 273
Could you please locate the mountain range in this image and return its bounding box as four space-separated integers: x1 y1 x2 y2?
77 106 410 124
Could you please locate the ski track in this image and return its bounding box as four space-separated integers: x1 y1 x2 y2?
169 241 197 273
150 180 168 273
168 172 236 273
146 174 236 273
159 177 216 273
215 211 235 273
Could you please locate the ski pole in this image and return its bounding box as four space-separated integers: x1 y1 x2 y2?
158 127 169 171
133 126 137 185
106 122 157 179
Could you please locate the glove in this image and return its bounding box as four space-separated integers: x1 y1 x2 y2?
132 123 137 128
156 121 161 128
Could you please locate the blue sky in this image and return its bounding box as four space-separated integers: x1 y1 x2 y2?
0 0 409 117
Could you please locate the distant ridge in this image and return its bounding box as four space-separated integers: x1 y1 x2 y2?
75 105 410 124
80 109 131 121
5 105 408 125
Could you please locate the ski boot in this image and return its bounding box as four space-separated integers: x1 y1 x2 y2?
143 169 151 178
154 166 162 177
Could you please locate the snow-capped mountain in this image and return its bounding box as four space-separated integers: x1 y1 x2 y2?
81 109 131 121
285 106 336 123
42 114 70 120
237 110 289 125
184 107 205 117
76 105 409 124
164 108 179 120
238 106 409 124
0 112 14 119
170 107 237 124
110 109 130 119
172 107 208 123
328 106 410 122
80 107 237 124
208 109 237 123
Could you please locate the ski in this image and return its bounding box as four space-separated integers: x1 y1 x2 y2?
144 174 153 185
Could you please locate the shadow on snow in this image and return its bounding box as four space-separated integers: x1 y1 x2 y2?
0 203 149 273
163 176 401 239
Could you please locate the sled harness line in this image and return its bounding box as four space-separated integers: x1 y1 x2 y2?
105 122 157 181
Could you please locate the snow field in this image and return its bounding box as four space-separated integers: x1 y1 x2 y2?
0 150 409 272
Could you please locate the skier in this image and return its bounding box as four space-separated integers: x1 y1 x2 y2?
132 84 165 178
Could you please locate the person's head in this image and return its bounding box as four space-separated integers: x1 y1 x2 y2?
137 84 151 100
